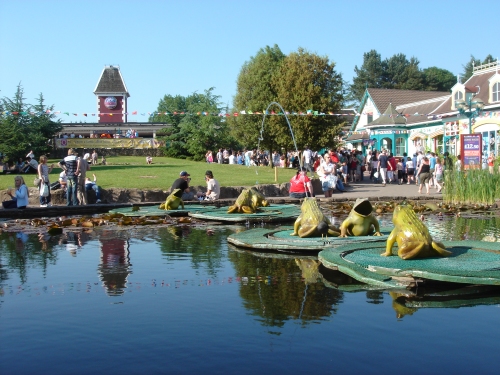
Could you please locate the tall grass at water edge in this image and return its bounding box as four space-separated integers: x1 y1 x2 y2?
443 169 500 205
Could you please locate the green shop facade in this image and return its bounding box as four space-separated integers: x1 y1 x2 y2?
346 61 500 160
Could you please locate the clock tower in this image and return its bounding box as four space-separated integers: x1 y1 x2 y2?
93 65 130 123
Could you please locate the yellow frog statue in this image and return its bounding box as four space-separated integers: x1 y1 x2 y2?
160 189 184 210
227 187 269 214
291 198 340 238
339 198 382 237
382 203 452 260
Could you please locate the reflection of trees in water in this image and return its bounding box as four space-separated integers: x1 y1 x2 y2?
0 231 59 284
366 290 384 304
228 251 344 328
157 227 229 277
438 216 500 241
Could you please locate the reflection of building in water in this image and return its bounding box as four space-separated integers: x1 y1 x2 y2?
98 232 131 296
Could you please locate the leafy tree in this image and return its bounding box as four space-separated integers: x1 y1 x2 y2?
0 84 62 162
462 54 496 82
151 94 188 157
384 54 423 90
229 44 286 149
349 49 386 103
152 88 237 160
271 48 345 150
422 67 456 91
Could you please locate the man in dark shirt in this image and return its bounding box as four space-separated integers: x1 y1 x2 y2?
171 171 195 200
58 148 80 206
377 149 389 186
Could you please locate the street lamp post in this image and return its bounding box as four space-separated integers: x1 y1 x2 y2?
455 87 484 134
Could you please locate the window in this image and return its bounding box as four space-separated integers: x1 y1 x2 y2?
454 91 463 101
434 135 444 155
493 82 500 102
395 137 406 156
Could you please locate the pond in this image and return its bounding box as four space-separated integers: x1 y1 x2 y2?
1 215 500 374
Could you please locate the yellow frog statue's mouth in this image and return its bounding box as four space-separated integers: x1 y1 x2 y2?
339 198 382 237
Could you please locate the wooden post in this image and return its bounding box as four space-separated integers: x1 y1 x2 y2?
274 166 278 182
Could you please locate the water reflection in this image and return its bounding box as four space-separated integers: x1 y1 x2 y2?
228 246 343 328
98 230 131 296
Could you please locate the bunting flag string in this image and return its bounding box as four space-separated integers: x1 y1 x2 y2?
1 109 499 119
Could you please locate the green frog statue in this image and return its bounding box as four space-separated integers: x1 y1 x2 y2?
160 189 184 210
382 202 452 260
291 198 340 238
339 198 382 237
227 187 270 214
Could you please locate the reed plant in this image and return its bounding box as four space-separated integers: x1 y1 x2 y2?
443 168 500 205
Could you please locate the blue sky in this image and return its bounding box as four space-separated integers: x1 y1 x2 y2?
0 0 497 122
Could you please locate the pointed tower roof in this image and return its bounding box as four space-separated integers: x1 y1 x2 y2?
366 103 406 127
94 65 130 97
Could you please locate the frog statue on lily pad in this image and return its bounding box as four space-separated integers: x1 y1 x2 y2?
340 198 382 237
382 202 452 260
227 187 269 214
291 198 340 238
159 189 184 210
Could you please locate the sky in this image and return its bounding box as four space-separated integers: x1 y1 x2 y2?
0 0 498 122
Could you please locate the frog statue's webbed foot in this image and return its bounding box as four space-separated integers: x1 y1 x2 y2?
227 205 239 213
432 241 452 257
373 231 383 237
398 243 426 260
241 206 255 214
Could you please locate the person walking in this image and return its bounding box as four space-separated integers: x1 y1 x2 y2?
416 156 431 194
434 158 444 193
37 155 54 207
317 153 336 197
377 150 389 186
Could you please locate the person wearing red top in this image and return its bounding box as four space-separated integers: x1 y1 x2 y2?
487 152 495 174
387 153 397 183
329 149 339 164
289 167 314 198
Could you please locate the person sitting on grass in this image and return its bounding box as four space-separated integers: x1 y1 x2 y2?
2 175 29 209
85 173 102 203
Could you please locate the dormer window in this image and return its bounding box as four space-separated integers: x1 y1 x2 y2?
454 91 464 101
493 82 500 102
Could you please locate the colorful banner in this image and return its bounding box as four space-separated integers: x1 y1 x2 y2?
461 134 482 169
55 138 164 149
4 109 498 119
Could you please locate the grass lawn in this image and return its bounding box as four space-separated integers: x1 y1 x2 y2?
0 156 298 190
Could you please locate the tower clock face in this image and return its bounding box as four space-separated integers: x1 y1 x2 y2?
104 96 118 109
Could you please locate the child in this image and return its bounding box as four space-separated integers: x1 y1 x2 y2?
341 161 348 185
396 158 404 185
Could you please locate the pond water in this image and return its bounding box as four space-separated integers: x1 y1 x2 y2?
1 215 500 375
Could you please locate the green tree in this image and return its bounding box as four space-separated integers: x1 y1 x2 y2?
152 88 237 160
151 94 188 157
384 54 423 90
462 54 496 81
349 49 386 103
271 48 345 150
0 84 61 162
422 67 456 91
229 44 286 149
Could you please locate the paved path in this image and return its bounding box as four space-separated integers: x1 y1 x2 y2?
314 174 442 201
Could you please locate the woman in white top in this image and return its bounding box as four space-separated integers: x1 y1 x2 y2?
318 153 336 197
